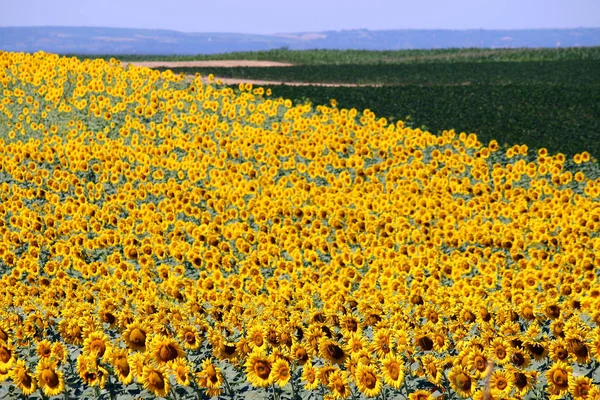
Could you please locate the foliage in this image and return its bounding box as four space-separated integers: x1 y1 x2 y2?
74 46 600 64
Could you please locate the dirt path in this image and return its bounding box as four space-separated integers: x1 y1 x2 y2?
197 76 383 87
126 60 294 68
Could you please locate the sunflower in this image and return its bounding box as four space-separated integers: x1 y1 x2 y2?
35 359 65 397
196 358 223 397
272 358 291 387
301 361 319 390
419 354 441 386
548 338 570 362
510 348 531 369
569 376 593 399
10 359 37 395
148 334 185 364
546 360 572 397
447 365 475 398
488 369 513 396
486 338 511 365
122 320 149 351
467 348 492 378
140 364 169 397
76 354 108 388
36 339 53 359
328 368 351 399
371 328 393 359
319 337 347 365
408 390 434 400
245 348 272 388
82 331 111 359
510 368 537 396
567 338 591 364
344 331 367 355
0 340 15 370
170 358 191 386
247 325 266 350
290 342 311 365
177 324 202 350
108 348 134 385
52 342 67 365
354 363 382 398
381 353 404 389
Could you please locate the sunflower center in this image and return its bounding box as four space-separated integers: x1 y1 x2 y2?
496 378 508 390
90 339 106 357
474 355 487 371
0 328 7 341
514 373 527 389
495 347 506 359
388 362 400 380
0 347 11 363
206 365 219 383
556 348 568 360
363 371 377 389
570 340 588 358
42 368 59 388
255 360 271 380
455 373 471 391
327 344 345 360
185 331 196 344
17 368 32 387
115 357 130 376
130 328 146 346
512 352 525 366
296 348 308 362
148 371 165 389
417 336 433 351
552 369 569 388
252 333 263 347
158 344 179 362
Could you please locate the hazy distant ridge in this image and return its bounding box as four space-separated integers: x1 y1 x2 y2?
1 26 599 54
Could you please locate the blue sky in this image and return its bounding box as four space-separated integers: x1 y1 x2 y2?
2 0 599 34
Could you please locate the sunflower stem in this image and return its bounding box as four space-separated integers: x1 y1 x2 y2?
221 371 235 400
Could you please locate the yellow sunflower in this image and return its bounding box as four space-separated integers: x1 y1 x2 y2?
148 334 186 365
196 358 223 397
76 354 108 388
0 340 15 371
381 353 405 389
546 360 572 397
245 348 273 388
272 358 291 387
419 354 441 386
488 369 513 396
447 365 475 398
354 363 382 398
140 364 169 397
108 348 134 385
35 358 65 397
569 376 593 399
319 337 347 365
301 361 319 390
328 368 351 399
122 320 150 351
170 357 191 386
10 359 37 395
82 331 111 359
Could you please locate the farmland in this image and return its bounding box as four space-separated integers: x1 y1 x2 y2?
0 49 600 400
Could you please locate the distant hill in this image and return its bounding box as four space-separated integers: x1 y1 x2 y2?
1 26 599 55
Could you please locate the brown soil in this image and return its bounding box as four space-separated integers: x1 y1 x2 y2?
126 60 294 68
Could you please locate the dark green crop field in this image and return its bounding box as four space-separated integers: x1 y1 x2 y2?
160 60 600 86
82 46 600 64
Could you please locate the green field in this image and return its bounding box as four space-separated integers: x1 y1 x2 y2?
81 46 600 64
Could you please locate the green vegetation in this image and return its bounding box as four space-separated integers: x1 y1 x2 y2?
77 46 600 64
160 60 600 86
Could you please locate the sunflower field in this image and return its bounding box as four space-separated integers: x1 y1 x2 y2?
0 51 600 400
